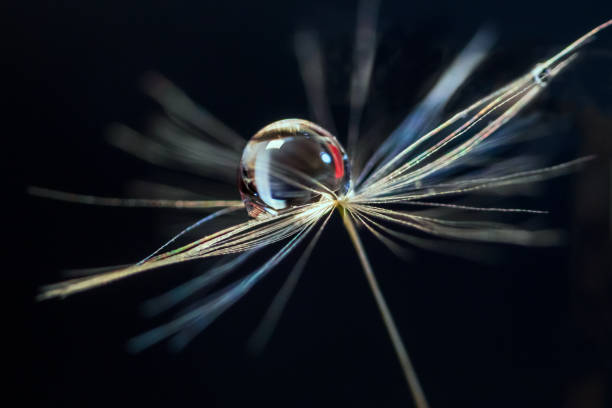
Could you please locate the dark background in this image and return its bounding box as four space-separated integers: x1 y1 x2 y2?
6 0 612 407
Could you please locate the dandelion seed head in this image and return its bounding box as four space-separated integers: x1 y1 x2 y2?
27 6 612 406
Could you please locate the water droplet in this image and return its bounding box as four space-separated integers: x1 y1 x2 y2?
239 119 351 218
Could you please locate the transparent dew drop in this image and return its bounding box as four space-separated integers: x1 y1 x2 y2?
239 119 351 218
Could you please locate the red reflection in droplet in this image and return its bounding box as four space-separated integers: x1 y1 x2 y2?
328 143 344 179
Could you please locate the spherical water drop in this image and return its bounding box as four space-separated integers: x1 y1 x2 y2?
239 119 351 218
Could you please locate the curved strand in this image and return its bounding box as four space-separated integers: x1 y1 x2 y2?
347 0 380 158
248 209 334 353
358 20 611 193
294 30 337 134
356 27 495 186
141 250 257 317
127 218 319 352
28 186 242 209
137 207 242 264
37 201 334 300
141 72 245 151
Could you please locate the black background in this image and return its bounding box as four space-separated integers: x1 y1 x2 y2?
7 0 612 407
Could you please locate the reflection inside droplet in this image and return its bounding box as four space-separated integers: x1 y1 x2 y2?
239 119 351 218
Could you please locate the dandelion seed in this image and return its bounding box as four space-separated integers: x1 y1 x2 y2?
30 3 611 407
